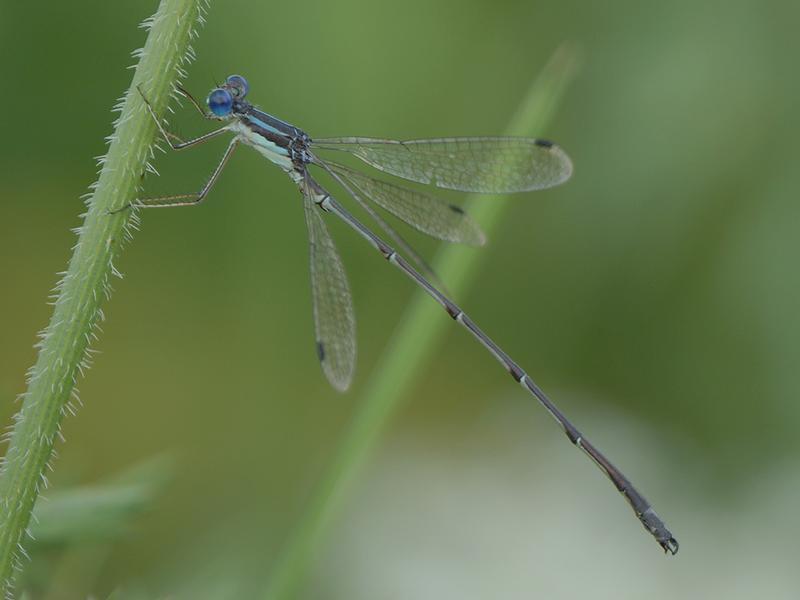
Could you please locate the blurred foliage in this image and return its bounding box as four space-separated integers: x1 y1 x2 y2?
30 456 172 545
19 458 171 598
1 0 798 597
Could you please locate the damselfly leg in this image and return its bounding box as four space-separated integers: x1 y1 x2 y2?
108 89 237 214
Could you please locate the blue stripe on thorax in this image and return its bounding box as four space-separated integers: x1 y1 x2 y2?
244 108 306 139
243 114 286 138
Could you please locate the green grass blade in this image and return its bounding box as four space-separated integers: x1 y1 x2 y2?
263 43 581 600
0 0 210 593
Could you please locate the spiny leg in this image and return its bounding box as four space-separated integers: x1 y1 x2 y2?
175 84 222 121
111 139 238 213
137 84 228 150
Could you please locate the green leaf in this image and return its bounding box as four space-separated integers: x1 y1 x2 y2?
31 456 173 544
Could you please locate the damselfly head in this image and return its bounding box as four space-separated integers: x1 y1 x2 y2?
224 74 249 100
207 75 249 117
207 88 233 117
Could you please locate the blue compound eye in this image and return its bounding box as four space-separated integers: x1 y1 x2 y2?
225 74 249 99
207 88 233 116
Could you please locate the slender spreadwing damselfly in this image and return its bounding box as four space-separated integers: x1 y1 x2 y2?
115 74 678 554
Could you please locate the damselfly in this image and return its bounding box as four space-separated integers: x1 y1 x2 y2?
120 74 677 554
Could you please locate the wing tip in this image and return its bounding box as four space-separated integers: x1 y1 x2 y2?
317 339 355 392
531 139 574 189
325 369 353 393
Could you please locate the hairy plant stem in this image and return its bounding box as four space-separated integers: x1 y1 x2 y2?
263 45 581 599
0 0 209 593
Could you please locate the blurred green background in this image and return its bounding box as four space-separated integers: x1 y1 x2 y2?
1 0 799 597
